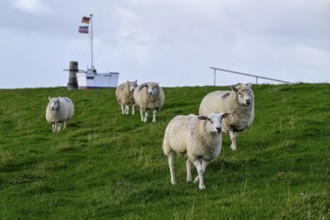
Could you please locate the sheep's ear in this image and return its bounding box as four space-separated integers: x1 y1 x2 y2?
247 82 252 88
198 115 208 120
231 84 239 92
135 80 137 84
221 113 230 118
139 84 146 91
48 96 51 101
127 80 129 83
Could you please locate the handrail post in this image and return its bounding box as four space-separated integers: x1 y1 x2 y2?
210 67 291 85
213 68 216 86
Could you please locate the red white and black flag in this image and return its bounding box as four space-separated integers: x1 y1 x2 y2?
78 26 89 34
81 16 90 24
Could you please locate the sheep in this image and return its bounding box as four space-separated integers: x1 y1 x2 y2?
45 96 74 132
115 80 138 115
133 82 165 122
163 113 230 190
199 83 254 151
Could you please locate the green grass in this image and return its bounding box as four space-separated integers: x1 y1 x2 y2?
0 84 329 219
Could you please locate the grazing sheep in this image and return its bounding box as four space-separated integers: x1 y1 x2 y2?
45 96 74 132
163 113 230 190
115 80 138 115
133 82 165 122
199 83 254 151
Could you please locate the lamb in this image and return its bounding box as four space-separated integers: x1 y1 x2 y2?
199 83 254 151
133 82 165 122
115 80 138 115
45 96 74 132
163 113 230 190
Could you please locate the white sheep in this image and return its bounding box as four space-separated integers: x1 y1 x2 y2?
115 80 138 115
133 82 165 122
45 96 74 132
199 83 254 151
163 113 230 190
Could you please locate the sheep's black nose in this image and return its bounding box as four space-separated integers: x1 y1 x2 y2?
216 127 222 133
246 99 251 105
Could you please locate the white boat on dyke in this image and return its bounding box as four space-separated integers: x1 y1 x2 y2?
76 14 119 89
76 69 119 89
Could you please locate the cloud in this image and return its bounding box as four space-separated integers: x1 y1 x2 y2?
0 0 329 88
12 0 52 15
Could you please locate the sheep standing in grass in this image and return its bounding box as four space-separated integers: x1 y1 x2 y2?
163 113 230 190
133 82 165 122
199 83 254 151
115 80 138 115
45 96 74 132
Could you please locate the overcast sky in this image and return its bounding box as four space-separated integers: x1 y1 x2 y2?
0 0 329 88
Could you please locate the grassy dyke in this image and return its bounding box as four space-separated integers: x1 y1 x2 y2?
0 84 329 219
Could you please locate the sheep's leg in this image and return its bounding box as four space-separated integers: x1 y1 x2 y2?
168 152 176 185
120 103 125 114
202 160 209 173
140 109 145 122
144 111 149 122
63 121 67 129
193 160 209 183
132 104 135 115
186 159 192 182
125 105 129 114
152 110 157 123
192 159 206 190
58 123 61 131
229 130 237 151
52 124 55 132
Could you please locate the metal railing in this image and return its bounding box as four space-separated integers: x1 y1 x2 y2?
210 67 291 85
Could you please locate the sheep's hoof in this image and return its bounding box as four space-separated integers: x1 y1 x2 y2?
230 145 237 151
199 185 206 190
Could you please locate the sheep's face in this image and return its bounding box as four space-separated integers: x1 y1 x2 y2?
128 80 138 93
232 83 254 106
147 84 159 96
199 113 230 134
49 97 60 111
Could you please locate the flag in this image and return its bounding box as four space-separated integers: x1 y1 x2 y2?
81 16 90 24
79 26 89 34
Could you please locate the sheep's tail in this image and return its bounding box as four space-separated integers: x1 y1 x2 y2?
162 128 172 156
163 142 172 156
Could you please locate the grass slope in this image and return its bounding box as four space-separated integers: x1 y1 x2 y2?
0 84 329 219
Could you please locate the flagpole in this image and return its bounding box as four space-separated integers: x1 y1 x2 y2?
90 14 93 70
